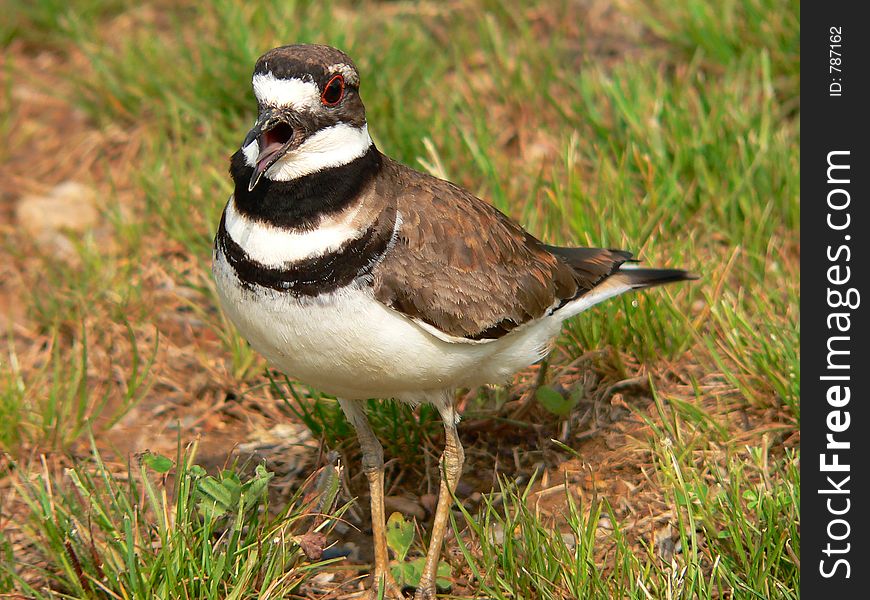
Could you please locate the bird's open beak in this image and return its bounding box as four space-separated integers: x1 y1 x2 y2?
243 110 305 191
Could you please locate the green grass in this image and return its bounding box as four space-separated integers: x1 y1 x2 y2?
452 399 799 599
2 437 345 598
645 389 800 598
0 324 153 452
0 0 134 47
271 373 443 464
1 0 799 597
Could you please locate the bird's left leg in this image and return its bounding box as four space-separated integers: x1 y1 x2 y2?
415 391 464 600
338 398 404 600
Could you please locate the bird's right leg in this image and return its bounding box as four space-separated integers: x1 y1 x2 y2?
338 399 404 599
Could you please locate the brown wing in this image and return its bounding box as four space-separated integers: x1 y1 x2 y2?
371 157 630 340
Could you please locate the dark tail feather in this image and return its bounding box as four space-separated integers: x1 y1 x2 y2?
618 267 699 289
555 264 697 319
543 245 634 289
543 243 697 290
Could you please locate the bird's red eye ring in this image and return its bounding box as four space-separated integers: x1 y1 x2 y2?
321 74 345 106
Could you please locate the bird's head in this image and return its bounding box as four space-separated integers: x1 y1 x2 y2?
242 44 371 191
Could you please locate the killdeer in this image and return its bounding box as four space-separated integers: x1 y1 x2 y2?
213 44 696 599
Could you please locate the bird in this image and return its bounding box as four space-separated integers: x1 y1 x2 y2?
212 44 696 600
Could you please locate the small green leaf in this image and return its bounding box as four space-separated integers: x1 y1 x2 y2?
195 467 275 517
386 512 414 561
221 470 241 484
314 464 342 516
535 385 577 417
141 452 173 473
188 464 206 478
241 465 273 509
391 559 422 587
742 488 760 509
435 560 452 590
198 477 233 504
392 558 451 589
195 474 241 517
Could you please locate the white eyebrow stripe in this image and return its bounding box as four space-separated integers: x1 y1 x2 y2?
252 73 320 110
330 63 359 86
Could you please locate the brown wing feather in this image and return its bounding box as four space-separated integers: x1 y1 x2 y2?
372 156 631 340
542 245 634 300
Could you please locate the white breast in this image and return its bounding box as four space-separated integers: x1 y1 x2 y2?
212 245 564 401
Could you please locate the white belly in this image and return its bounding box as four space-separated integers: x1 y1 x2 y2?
213 248 562 400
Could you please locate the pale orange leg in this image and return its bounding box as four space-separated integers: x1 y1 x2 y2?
339 399 404 599
415 397 464 600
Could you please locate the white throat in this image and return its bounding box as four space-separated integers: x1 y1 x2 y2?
242 122 372 181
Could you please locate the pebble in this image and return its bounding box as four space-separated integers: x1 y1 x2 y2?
655 524 675 562
419 493 437 515
384 495 426 520
15 181 100 260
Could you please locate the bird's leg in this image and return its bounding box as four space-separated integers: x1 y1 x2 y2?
416 394 464 600
338 399 404 599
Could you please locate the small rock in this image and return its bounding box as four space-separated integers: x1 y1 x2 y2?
655 524 675 562
419 493 438 515
15 181 100 260
384 495 425 520
309 570 336 585
659 536 676 562
489 523 505 545
17 181 99 234
338 540 362 562
320 543 350 561
456 480 474 496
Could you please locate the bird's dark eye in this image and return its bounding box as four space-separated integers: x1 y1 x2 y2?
321 74 345 106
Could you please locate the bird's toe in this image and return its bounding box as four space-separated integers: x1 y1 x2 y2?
413 584 437 600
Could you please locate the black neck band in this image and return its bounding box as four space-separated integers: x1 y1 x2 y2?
229 143 381 230
215 208 395 296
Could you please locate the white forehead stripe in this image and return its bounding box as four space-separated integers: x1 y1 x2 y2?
331 63 359 86
224 196 365 266
252 73 320 110
243 123 373 181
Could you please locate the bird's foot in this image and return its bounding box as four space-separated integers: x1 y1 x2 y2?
414 574 435 600
412 579 437 600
